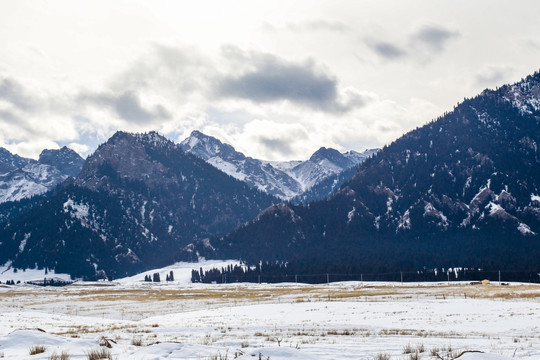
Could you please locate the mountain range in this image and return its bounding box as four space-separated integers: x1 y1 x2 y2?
180 130 377 201
0 131 373 278
0 131 280 278
1 71 539 279
200 71 540 272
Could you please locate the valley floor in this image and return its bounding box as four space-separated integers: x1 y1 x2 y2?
0 276 539 359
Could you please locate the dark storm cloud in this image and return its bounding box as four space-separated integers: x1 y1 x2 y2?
80 91 170 124
114 92 170 122
411 24 460 52
79 46 360 118
366 40 407 59
216 52 349 113
0 77 39 111
258 137 295 158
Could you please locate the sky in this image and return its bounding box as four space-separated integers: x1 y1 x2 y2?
0 1 539 161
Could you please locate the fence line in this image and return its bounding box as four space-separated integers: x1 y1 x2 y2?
193 269 540 285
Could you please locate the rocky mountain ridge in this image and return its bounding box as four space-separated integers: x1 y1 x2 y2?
0 131 278 278
203 71 540 271
180 130 377 200
0 146 84 203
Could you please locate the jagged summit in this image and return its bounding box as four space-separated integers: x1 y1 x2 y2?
0 146 83 203
181 131 377 200
38 146 84 178
103 130 175 149
309 147 352 168
76 131 181 192
181 130 243 162
0 147 32 174
181 131 302 199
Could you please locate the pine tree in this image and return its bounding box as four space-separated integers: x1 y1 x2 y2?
191 269 200 282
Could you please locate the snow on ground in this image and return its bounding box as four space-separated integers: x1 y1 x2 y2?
116 259 241 285
0 264 72 283
0 266 539 359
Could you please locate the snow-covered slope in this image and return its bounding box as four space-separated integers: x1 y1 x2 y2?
0 165 63 203
0 263 71 283
0 148 32 174
181 131 377 200
0 147 84 204
181 131 302 199
116 259 241 285
287 147 378 190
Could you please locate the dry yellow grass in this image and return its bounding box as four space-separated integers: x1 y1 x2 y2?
1 282 538 324
1 282 538 303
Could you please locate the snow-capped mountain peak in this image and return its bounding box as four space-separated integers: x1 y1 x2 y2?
180 131 241 162
180 131 301 199
309 147 353 170
0 146 84 204
0 147 32 174
38 146 84 178
180 131 378 200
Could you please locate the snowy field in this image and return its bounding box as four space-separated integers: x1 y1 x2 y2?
1 263 539 360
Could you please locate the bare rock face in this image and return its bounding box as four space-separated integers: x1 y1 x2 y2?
38 147 84 178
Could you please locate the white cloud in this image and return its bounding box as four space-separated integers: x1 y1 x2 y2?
0 1 539 161
231 120 312 161
67 143 90 158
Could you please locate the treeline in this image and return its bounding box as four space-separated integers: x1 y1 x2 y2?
144 271 174 282
191 262 540 284
0 280 20 285
26 278 74 287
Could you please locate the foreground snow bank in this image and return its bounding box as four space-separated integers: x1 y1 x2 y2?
0 329 515 360
1 281 538 359
0 330 95 359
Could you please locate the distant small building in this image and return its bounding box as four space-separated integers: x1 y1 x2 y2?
470 279 490 285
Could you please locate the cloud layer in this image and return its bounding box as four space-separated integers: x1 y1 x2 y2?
1 1 539 161
215 51 349 113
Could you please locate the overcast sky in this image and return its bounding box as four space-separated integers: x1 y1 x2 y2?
0 1 539 161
